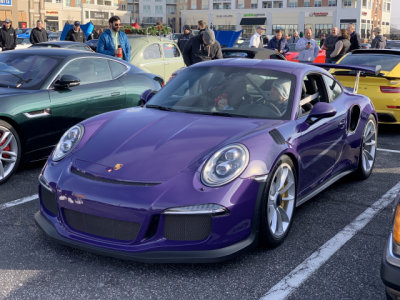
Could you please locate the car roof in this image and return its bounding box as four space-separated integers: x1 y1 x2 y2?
191 58 330 76
222 47 285 60
10 48 109 58
127 35 174 44
33 41 86 47
351 49 400 55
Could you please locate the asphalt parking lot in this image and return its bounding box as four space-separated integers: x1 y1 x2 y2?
0 124 399 299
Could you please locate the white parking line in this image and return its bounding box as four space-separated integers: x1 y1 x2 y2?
261 181 400 300
0 194 38 211
377 148 400 154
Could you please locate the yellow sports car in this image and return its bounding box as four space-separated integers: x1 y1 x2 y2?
332 49 400 124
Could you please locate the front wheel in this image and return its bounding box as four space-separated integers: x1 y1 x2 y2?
0 121 21 184
259 155 297 247
354 115 377 180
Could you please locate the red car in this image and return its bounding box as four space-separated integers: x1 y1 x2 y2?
285 43 326 63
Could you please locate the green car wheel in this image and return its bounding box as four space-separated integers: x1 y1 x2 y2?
0 121 21 184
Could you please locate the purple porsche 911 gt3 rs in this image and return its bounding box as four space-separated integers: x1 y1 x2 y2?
35 59 378 263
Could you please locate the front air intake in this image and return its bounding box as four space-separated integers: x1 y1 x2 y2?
164 214 212 241
40 185 58 216
63 209 140 241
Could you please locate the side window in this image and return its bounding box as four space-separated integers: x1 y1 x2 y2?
109 60 128 79
323 75 343 102
299 73 329 116
58 58 112 85
163 43 180 58
143 43 162 59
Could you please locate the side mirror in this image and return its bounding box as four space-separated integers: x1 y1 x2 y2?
306 102 336 125
139 89 156 106
54 74 80 89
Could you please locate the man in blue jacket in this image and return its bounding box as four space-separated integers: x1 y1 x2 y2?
97 16 130 61
267 29 289 56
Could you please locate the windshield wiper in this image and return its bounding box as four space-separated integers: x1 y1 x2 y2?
146 104 176 112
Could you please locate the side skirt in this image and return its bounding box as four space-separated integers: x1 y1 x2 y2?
296 170 353 207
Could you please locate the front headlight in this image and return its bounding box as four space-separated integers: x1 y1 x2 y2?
393 204 400 255
201 144 249 187
52 124 84 161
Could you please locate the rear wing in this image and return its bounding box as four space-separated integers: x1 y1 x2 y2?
311 63 382 94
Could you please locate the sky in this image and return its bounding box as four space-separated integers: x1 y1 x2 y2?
391 0 400 28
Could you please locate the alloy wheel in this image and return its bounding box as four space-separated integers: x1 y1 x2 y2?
0 126 18 181
361 119 377 174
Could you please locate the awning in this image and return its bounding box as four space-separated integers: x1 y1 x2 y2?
240 18 266 25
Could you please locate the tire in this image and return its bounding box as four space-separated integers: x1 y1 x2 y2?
354 115 377 180
0 120 22 184
259 155 297 247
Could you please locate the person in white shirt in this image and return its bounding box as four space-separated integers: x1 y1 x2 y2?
249 26 266 48
295 28 320 63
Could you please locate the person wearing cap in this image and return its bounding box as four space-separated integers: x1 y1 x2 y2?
269 79 291 115
30 20 48 44
371 27 386 49
267 29 289 56
97 16 130 61
249 26 266 48
65 21 86 43
182 28 222 66
177 25 193 52
0 18 17 51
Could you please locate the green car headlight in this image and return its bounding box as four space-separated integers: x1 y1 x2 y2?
201 144 249 187
52 124 84 161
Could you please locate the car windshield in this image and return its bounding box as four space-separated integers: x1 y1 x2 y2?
338 53 400 72
147 66 296 120
386 41 400 49
0 53 61 89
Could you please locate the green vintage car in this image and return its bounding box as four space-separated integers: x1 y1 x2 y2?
0 48 163 183
128 36 185 83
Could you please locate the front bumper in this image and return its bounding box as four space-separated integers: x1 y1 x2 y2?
35 157 266 263
381 234 400 298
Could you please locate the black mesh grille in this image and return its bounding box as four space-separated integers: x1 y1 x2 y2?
63 209 140 241
40 185 58 216
164 215 212 241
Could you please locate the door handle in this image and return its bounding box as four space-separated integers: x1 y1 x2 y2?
111 92 120 97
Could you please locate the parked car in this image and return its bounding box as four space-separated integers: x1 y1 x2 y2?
48 31 62 41
129 35 185 83
285 43 326 63
381 192 400 300
30 41 93 52
86 36 185 83
0 48 163 183
16 28 32 39
222 48 285 60
332 49 400 124
386 40 400 50
35 59 377 263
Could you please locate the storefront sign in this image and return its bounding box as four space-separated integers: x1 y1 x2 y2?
46 11 59 15
310 12 329 17
0 0 12 6
243 13 266 17
90 11 109 19
216 15 234 18
362 11 368 16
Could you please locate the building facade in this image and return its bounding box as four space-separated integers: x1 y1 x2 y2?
44 0 130 31
179 0 391 40
0 0 45 29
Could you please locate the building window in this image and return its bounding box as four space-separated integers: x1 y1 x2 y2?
143 5 151 14
155 5 163 15
288 1 298 8
191 2 197 9
272 24 298 35
76 0 81 5
85 11 89 18
201 0 209 9
315 24 332 38
343 0 352 6
65 0 71 6
238 0 244 8
328 0 336 6
314 0 322 7
251 3 257 8
97 0 103 5
362 0 367 7
304 1 310 7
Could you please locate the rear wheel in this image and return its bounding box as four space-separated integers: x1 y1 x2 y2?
260 155 297 247
0 121 21 184
355 115 377 180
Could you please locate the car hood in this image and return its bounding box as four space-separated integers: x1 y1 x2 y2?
74 107 284 182
0 88 36 98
